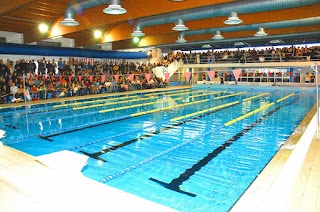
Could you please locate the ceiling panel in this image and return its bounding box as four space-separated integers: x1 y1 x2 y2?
0 0 318 49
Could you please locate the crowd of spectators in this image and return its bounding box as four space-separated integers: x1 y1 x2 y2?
1 45 319 104
181 45 320 64
0 58 166 104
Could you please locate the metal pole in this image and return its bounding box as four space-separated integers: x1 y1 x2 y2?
311 62 318 140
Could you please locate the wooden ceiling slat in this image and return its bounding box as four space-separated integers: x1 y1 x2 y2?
31 0 67 9
0 22 32 30
24 5 64 14
8 10 58 20
0 0 34 16
1 16 38 24
52 0 236 37
101 4 320 45
110 25 320 50
0 0 318 49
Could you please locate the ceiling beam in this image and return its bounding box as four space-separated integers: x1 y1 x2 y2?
47 0 235 39
0 0 34 16
106 5 320 41
111 25 320 50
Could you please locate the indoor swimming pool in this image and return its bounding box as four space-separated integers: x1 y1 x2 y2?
1 86 316 211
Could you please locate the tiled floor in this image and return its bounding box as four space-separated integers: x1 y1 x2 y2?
1 86 319 212
232 104 320 212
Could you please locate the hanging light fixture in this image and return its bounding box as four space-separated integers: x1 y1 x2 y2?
269 39 284 44
103 0 127 15
176 37 187 43
224 12 243 25
131 30 145 37
60 11 79 26
212 30 224 40
202 44 212 48
172 19 189 31
234 42 245 46
254 27 268 36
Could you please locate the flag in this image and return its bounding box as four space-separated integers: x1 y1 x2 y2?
185 72 191 82
145 73 152 82
207 70 215 81
232 69 241 82
164 73 170 82
114 74 119 83
101 75 106 82
129 74 134 83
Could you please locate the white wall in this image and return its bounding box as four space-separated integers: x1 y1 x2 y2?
0 31 23 44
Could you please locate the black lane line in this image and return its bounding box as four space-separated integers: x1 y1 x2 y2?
5 124 18 129
38 135 54 142
149 97 299 197
79 103 236 162
38 96 179 141
37 115 132 141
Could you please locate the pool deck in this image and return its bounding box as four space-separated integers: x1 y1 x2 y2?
232 104 320 212
1 85 320 211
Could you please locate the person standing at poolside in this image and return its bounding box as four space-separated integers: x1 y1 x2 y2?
310 73 315 83
304 72 311 83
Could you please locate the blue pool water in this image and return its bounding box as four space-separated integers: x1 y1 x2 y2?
1 86 316 211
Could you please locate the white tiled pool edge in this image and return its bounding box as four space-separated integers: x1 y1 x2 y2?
231 105 318 211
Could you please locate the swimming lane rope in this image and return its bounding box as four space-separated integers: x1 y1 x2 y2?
99 92 297 183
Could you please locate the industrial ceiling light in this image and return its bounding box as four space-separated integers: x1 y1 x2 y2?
269 39 284 44
202 44 212 48
131 30 145 37
254 27 268 36
172 19 189 31
224 12 243 25
176 37 187 43
60 18 79 26
234 42 245 46
103 0 127 15
212 30 224 40
60 12 79 26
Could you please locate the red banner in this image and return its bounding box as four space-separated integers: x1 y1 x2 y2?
43 75 46 80
185 72 191 82
164 73 170 82
78 75 82 82
51 75 55 81
114 74 119 83
207 70 215 81
232 69 241 82
101 75 106 82
68 75 72 82
129 74 134 83
36 75 39 80
145 73 152 82
59 76 62 82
